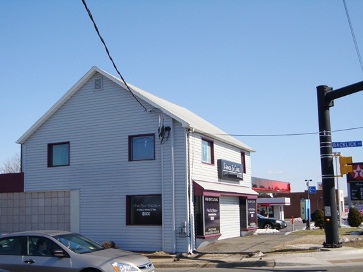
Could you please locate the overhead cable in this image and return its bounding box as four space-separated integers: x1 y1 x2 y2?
81 0 148 111
218 125 363 137
343 0 363 74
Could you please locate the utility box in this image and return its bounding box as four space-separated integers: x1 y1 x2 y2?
300 199 311 221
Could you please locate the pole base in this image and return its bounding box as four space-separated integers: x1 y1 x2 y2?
323 242 342 248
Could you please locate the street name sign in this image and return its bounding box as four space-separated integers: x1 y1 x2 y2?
308 186 316 194
332 141 362 149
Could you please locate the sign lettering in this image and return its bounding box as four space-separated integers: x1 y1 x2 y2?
332 141 362 149
217 159 243 180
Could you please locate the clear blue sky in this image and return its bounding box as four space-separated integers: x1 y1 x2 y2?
1 0 362 195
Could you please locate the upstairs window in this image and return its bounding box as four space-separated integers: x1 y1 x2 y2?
129 134 155 161
48 142 70 167
202 138 214 164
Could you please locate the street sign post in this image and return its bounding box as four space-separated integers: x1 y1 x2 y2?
332 141 362 149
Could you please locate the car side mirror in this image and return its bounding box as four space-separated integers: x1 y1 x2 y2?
52 249 67 258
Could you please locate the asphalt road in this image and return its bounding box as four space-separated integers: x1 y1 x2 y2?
157 265 363 272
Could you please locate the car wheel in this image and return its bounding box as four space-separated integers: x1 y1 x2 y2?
264 223 273 229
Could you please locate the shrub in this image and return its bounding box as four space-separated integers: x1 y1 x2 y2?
312 209 325 229
348 207 363 227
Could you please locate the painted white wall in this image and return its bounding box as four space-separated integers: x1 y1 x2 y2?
188 132 252 187
23 74 167 251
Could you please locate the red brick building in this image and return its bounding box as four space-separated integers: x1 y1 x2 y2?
274 190 324 218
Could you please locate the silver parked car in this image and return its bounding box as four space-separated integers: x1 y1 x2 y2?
0 230 155 272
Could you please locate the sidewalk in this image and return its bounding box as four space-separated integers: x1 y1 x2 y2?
146 231 363 269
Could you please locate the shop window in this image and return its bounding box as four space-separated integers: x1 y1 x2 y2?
48 142 70 167
240 198 257 229
201 138 214 164
194 196 204 236
129 134 155 161
126 195 162 225
194 195 220 237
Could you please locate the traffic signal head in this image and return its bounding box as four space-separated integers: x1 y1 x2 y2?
339 156 353 175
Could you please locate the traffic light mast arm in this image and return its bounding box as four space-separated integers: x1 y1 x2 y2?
325 81 363 102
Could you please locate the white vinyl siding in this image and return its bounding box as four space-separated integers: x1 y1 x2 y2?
189 133 252 187
23 74 163 252
220 196 240 239
20 68 255 253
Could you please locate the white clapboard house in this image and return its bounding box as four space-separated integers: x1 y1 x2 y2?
17 66 258 253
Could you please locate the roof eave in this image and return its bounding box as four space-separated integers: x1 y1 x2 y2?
191 128 255 152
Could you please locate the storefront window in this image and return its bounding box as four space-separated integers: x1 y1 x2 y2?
194 195 220 236
126 195 162 225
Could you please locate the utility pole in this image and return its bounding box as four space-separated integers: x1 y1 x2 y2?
317 81 363 248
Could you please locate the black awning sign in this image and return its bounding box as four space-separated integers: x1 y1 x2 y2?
218 159 243 180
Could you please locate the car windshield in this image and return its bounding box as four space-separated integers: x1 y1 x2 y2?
54 233 104 254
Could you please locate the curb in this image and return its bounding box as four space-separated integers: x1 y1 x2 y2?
152 259 275 269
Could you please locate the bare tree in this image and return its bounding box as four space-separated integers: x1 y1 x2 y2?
0 153 21 173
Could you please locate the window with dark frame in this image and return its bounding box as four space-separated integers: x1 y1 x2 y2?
129 134 155 161
126 195 162 225
48 142 70 167
201 138 214 164
241 151 246 173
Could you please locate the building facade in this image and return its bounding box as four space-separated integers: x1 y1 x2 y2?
17 67 258 253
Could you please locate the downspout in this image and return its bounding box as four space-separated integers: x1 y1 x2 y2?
187 128 195 253
20 144 23 173
170 120 176 253
161 138 165 251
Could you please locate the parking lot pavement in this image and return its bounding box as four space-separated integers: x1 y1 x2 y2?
147 218 363 269
194 218 308 254
196 233 294 254
148 218 317 269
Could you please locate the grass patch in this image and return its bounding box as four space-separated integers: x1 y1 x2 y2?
345 240 363 248
292 227 362 236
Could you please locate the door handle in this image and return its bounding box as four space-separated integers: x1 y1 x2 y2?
24 259 35 264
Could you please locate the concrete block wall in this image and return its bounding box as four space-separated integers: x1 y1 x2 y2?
0 191 71 233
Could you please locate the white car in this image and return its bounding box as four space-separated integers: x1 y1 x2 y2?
0 230 155 272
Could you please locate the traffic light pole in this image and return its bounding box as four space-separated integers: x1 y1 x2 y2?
317 81 363 248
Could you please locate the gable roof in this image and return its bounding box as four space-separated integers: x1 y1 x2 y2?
17 66 254 152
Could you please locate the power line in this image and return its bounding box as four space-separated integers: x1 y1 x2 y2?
81 0 148 111
343 0 363 74
218 125 363 137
